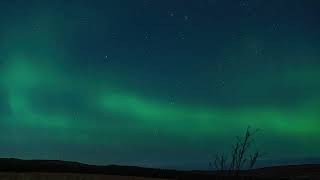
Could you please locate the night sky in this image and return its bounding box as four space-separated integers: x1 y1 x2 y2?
0 0 320 169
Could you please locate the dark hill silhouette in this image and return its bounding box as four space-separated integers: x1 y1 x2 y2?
0 158 180 179
249 164 320 178
0 158 319 179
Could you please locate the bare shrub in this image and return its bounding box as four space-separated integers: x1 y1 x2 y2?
213 126 265 176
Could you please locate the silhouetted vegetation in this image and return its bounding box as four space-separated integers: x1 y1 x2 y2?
213 127 264 176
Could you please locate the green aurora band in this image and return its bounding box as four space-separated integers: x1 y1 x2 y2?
1 0 320 168
1 55 320 159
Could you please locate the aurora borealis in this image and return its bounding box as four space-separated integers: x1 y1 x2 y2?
0 0 320 169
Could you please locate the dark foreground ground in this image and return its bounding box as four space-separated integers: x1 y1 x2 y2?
0 158 319 180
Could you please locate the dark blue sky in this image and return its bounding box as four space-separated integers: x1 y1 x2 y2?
0 0 320 169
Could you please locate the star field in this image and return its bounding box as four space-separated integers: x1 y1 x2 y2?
0 0 320 169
